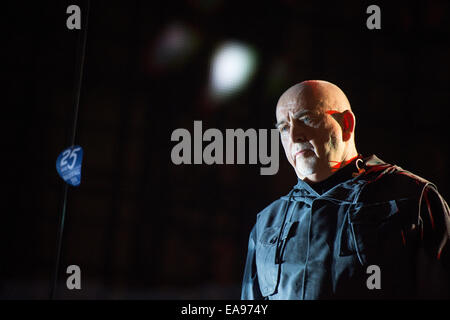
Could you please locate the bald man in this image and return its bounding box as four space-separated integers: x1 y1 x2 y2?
241 80 450 299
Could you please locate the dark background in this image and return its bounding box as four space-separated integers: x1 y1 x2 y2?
3 0 450 299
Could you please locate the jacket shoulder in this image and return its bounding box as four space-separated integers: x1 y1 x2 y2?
359 162 433 203
253 195 291 233
256 197 286 220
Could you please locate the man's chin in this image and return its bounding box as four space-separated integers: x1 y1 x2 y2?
295 165 316 178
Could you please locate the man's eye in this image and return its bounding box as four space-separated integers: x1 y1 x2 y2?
279 125 290 133
300 116 315 125
300 116 311 122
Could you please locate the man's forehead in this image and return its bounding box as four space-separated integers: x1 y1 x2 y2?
276 99 322 121
275 80 351 120
277 99 320 110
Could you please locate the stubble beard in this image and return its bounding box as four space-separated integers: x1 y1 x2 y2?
295 153 318 177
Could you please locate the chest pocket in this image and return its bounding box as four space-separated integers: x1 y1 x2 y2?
339 200 400 265
255 221 296 297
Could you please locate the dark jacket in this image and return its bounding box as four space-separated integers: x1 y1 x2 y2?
241 155 450 299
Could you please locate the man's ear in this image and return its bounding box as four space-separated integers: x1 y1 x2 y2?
341 110 355 141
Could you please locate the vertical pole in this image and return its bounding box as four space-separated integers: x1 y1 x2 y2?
50 0 90 299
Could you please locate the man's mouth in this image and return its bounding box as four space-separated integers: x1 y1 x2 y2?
294 149 313 158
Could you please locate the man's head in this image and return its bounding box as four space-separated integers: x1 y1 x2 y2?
275 80 358 183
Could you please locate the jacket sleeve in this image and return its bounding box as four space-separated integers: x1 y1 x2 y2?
241 225 264 300
415 183 450 298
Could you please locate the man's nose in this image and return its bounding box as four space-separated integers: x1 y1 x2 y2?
289 123 307 143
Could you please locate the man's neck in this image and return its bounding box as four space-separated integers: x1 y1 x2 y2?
303 154 361 184
306 156 361 194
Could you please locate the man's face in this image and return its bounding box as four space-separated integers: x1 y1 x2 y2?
276 98 347 182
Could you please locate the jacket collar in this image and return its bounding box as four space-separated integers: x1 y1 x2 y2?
288 155 392 203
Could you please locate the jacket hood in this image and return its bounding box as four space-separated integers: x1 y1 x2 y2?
284 155 401 204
